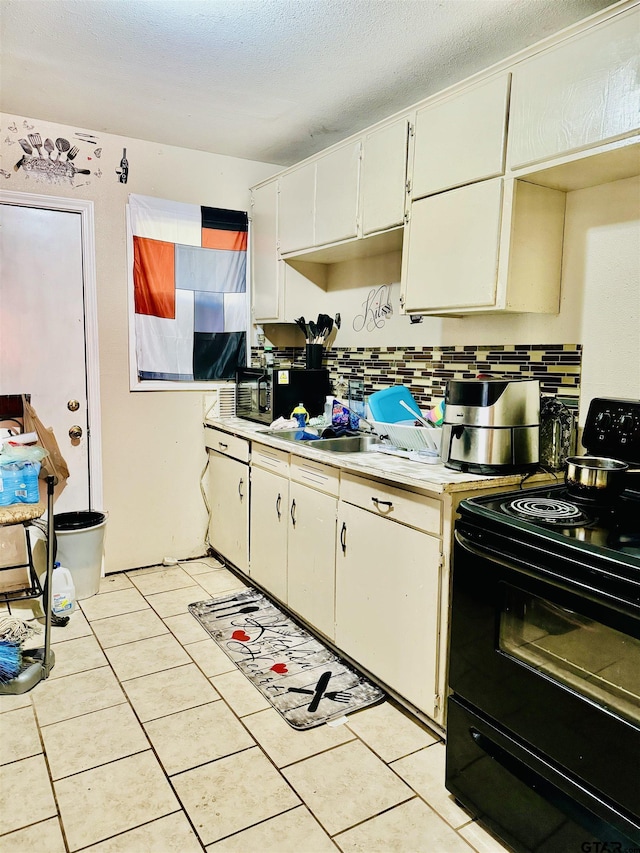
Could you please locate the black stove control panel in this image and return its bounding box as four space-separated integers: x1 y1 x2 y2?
582 397 640 463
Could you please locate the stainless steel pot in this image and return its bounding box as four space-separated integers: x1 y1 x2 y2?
565 456 640 500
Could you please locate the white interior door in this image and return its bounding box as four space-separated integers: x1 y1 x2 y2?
1 202 90 512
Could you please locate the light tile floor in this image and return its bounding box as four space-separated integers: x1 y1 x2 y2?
0 558 513 853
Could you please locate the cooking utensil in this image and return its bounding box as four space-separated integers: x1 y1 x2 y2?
18 138 33 155
66 146 79 162
43 138 55 158
73 168 91 175
207 597 250 613
307 670 332 712
565 456 640 501
28 133 43 157
286 686 351 702
203 594 243 609
294 317 309 341
399 398 434 428
55 138 70 159
215 605 259 618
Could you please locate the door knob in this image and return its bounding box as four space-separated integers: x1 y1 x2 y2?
69 425 83 440
67 399 80 412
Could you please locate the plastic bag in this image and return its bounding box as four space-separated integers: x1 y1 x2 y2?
21 396 70 487
0 444 49 466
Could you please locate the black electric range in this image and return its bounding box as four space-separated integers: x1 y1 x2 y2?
446 397 640 852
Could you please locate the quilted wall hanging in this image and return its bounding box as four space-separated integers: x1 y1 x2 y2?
128 194 248 383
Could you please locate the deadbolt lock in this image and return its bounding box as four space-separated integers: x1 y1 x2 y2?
69 425 83 440
67 400 80 412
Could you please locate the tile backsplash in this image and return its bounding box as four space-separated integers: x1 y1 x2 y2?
252 344 582 410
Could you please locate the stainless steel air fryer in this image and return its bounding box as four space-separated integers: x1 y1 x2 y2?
442 378 540 473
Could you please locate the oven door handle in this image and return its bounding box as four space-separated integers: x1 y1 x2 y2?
454 528 639 615
468 726 639 845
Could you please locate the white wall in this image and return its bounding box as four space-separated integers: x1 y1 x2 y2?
1 113 277 571
563 176 640 415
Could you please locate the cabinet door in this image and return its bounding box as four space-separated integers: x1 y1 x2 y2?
249 466 289 602
411 74 510 199
206 450 249 573
314 141 361 247
508 9 640 169
336 502 441 714
361 119 409 235
251 181 284 322
278 164 315 254
287 481 337 640
401 178 503 313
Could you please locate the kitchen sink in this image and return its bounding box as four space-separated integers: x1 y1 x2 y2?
260 429 310 442
311 434 382 453
259 430 383 453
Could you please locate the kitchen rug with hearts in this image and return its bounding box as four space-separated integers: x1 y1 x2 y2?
189 587 385 729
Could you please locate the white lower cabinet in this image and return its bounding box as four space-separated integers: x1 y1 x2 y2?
335 476 443 718
286 456 339 641
206 450 249 573
288 480 337 641
246 447 446 721
249 449 338 641
249 464 289 602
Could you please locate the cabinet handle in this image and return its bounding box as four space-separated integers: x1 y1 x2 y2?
238 478 244 500
371 497 393 509
290 498 296 527
218 442 228 450
340 521 347 553
276 492 282 519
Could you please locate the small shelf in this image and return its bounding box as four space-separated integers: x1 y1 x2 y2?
0 580 43 606
510 136 640 192
281 226 403 265
0 481 56 694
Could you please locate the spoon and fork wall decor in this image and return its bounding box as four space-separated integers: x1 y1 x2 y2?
12 128 95 183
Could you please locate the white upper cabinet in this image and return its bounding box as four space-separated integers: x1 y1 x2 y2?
401 177 566 315
411 74 510 200
278 163 315 255
278 141 361 255
403 178 504 312
361 117 411 235
250 179 283 323
315 141 361 246
508 8 640 170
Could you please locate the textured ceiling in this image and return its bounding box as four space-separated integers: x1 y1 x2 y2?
1 0 621 167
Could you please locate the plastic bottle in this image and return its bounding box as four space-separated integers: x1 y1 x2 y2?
40 562 76 616
324 396 334 425
291 402 309 427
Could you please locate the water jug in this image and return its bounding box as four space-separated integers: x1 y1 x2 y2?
40 562 76 616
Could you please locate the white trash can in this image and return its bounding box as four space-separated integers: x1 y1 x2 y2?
54 511 107 600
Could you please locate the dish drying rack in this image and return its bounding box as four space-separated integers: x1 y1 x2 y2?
370 420 442 455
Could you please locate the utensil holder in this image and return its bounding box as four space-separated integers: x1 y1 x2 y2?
305 344 323 370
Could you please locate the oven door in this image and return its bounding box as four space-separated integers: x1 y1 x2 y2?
449 524 640 826
446 696 640 851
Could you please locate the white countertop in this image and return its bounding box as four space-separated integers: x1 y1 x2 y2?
205 416 554 497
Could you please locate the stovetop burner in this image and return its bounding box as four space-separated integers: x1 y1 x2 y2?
503 496 590 526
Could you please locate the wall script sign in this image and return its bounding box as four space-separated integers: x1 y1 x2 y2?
352 284 393 332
